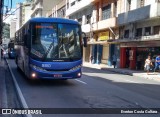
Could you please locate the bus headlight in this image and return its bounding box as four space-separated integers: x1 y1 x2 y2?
30 64 47 72
31 73 36 78
69 65 81 71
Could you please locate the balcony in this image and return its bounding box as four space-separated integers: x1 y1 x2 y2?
118 2 160 25
66 0 94 16
31 2 43 17
96 17 116 30
81 17 117 33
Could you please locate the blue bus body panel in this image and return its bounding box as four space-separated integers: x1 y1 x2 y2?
29 58 82 79
28 17 80 25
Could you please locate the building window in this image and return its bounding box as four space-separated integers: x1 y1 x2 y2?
156 0 160 2
127 0 131 11
102 4 111 20
145 27 151 36
114 2 117 17
67 3 69 9
124 30 129 38
154 26 160 35
78 18 82 24
140 0 145 7
71 1 75 6
86 14 91 24
136 28 142 37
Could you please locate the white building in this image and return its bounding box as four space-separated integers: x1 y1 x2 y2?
15 1 32 31
116 0 160 70
31 0 60 18
66 0 118 66
16 3 23 31
10 18 16 40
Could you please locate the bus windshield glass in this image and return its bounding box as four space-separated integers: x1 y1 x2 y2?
31 23 82 61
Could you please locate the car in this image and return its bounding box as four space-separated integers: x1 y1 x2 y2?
8 48 15 59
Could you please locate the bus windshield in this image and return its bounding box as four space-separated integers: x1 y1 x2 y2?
31 23 82 61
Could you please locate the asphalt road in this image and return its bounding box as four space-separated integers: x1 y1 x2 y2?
6 58 160 117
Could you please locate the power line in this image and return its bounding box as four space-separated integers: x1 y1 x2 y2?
3 6 20 21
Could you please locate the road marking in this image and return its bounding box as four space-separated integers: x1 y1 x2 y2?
6 59 32 117
75 79 87 84
125 79 136 83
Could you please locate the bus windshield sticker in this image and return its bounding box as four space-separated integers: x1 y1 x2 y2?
31 49 43 58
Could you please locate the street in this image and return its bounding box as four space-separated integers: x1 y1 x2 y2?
5 58 160 117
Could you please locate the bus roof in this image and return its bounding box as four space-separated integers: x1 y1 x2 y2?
28 17 80 25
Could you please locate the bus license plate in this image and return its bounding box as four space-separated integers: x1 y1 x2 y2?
54 74 62 78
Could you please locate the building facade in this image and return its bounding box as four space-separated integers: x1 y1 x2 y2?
49 0 66 18
15 1 32 31
16 3 23 31
10 18 16 40
117 0 160 70
22 2 32 25
31 0 60 18
66 0 119 66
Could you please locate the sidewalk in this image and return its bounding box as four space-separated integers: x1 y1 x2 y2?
83 62 160 82
0 59 7 108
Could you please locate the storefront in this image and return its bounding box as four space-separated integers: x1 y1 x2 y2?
119 40 160 70
87 31 110 65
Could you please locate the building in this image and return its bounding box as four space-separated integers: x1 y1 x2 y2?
31 0 60 18
22 1 32 25
15 3 23 31
15 1 32 31
48 0 66 18
10 18 16 40
116 0 160 70
66 0 119 66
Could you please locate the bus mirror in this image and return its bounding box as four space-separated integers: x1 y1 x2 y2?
83 37 87 47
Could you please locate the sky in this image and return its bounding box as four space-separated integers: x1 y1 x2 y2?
3 0 25 24
4 0 25 9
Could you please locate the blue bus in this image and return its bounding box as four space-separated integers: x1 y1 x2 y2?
8 40 16 58
15 17 87 80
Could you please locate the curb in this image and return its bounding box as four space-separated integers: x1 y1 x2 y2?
5 58 32 117
83 65 160 83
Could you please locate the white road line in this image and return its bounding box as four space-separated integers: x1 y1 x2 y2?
6 59 32 117
75 79 87 84
125 79 136 83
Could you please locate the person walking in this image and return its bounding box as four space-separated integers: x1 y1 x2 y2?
112 54 117 68
144 56 152 75
154 55 160 73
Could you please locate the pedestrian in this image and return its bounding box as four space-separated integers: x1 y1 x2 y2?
144 56 152 75
154 55 160 73
112 54 117 68
90 55 93 64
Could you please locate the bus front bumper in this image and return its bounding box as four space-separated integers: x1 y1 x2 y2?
29 68 82 80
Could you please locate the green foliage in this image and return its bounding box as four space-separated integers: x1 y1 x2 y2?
2 23 10 39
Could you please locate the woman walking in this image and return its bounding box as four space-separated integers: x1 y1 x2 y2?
144 56 152 75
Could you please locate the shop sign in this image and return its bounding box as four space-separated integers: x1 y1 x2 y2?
98 32 109 41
